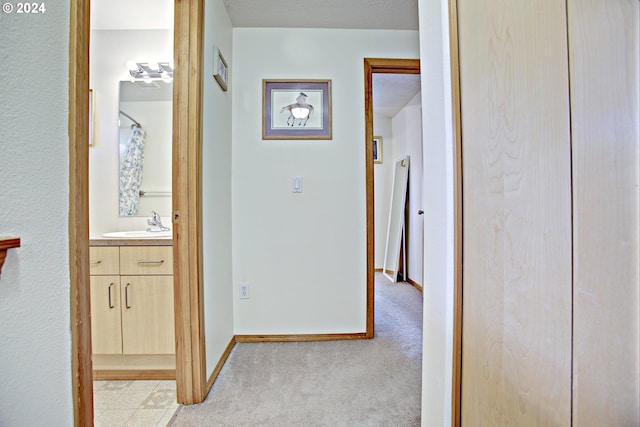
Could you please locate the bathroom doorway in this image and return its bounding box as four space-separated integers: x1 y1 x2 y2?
69 1 208 425
88 1 177 424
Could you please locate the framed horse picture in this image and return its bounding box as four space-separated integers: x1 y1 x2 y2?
262 79 332 140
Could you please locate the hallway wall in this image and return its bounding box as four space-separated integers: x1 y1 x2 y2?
418 0 457 424
0 4 74 426
202 0 235 380
232 28 419 334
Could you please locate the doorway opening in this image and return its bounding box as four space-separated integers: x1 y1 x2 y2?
88 2 177 423
70 1 208 425
364 58 421 337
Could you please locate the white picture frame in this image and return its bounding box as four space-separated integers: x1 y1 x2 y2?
213 47 228 91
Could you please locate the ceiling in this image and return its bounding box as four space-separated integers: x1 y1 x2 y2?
373 74 421 118
91 0 421 118
91 0 418 31
222 0 419 31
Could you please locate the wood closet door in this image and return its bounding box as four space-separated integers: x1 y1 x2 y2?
569 1 640 425
458 1 573 425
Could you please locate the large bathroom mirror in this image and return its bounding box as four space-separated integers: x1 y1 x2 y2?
119 80 172 217
383 156 409 282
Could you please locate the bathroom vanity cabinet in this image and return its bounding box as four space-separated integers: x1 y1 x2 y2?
89 241 175 379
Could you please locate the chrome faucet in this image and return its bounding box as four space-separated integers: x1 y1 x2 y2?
147 211 170 232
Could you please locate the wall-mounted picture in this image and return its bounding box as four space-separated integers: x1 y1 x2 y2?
262 79 332 140
213 47 228 91
89 89 95 146
373 136 383 164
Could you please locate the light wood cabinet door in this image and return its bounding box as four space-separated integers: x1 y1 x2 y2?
120 275 175 355
90 276 123 354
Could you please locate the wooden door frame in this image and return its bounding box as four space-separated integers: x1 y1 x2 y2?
172 0 207 405
449 1 463 425
364 58 421 339
69 1 207 425
69 1 92 423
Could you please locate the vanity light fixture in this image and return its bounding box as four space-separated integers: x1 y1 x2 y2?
126 61 174 81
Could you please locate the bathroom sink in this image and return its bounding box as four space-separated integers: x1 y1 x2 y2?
101 230 172 239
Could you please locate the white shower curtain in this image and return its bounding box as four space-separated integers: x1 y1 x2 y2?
119 126 146 216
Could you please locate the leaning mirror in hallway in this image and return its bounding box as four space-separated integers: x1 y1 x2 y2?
383 156 409 282
118 80 172 217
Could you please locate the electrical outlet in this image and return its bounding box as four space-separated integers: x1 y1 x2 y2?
239 282 249 299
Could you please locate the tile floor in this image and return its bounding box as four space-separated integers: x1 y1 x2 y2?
93 380 180 427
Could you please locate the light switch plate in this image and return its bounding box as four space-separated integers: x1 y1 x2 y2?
292 176 302 193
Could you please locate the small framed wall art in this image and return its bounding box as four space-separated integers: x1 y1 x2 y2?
213 47 228 91
262 79 332 140
373 136 383 164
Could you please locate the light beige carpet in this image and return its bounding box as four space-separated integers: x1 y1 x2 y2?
170 273 423 426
